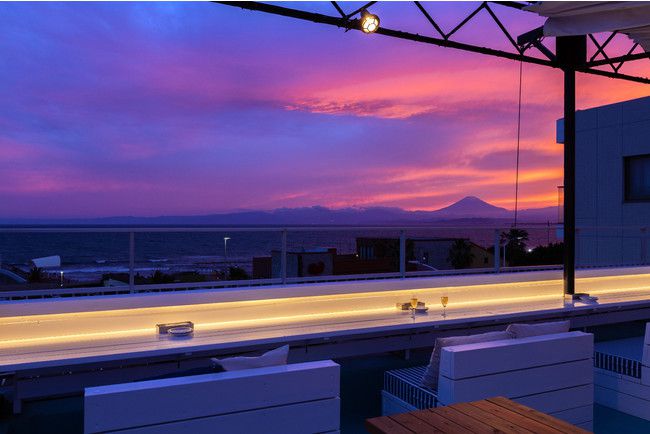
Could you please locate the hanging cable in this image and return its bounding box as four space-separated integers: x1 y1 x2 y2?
513 60 523 227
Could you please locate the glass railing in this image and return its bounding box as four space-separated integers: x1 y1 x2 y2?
0 223 633 300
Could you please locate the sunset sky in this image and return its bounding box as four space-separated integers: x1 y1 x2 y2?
1 2 649 219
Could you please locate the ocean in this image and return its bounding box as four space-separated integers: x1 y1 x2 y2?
0 226 560 283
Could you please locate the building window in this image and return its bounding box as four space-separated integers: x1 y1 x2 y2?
625 154 650 201
359 246 375 260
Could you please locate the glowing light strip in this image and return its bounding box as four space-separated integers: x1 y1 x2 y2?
590 286 650 296
578 273 650 283
0 327 154 348
5 271 647 324
3 272 650 351
0 277 561 324
0 307 394 348
0 293 566 349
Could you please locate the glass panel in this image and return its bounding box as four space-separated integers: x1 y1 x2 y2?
625 154 650 201
285 229 403 278
133 231 282 284
0 231 129 292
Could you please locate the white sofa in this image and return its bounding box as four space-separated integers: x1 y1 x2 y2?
382 331 594 431
594 323 650 420
84 360 340 434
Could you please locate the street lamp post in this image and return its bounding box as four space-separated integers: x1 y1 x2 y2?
223 237 231 262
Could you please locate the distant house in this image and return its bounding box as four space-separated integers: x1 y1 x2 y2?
558 96 650 266
356 237 494 271
251 237 495 279
253 248 336 279
413 238 493 270
274 248 335 278
356 237 408 272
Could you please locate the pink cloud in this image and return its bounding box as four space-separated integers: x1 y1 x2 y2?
0 3 648 218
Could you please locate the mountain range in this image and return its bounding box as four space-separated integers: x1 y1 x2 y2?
0 196 558 225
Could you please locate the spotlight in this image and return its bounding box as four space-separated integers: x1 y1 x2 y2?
360 9 379 34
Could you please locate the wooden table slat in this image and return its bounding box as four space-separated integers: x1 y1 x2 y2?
470 400 564 434
390 412 443 433
449 402 535 434
425 406 499 434
409 408 470 433
365 397 591 434
486 396 591 434
365 415 415 434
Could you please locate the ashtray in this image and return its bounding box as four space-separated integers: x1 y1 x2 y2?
397 301 426 311
168 326 194 337
579 295 599 302
157 321 194 335
412 306 429 314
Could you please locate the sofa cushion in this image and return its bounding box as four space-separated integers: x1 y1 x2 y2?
212 345 289 371
421 331 512 390
506 320 570 339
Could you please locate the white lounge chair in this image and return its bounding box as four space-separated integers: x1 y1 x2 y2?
382 331 594 431
594 323 650 420
84 360 340 434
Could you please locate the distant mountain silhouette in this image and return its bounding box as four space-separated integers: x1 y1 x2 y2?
0 197 558 225
428 196 510 219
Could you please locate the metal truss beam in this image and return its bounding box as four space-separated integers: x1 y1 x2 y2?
215 1 650 84
587 49 650 68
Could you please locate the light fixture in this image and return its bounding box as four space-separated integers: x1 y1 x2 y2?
360 9 379 34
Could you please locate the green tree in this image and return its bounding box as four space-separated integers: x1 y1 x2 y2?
501 228 529 266
523 242 563 266
447 239 474 269
228 266 250 280
27 267 45 283
150 270 174 284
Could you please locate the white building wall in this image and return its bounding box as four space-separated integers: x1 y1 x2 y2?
559 96 650 267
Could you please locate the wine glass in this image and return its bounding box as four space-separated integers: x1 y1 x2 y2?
441 295 449 317
410 296 418 319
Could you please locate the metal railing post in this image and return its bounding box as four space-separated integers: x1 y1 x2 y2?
642 227 647 265
575 228 580 268
129 232 135 292
281 229 287 284
494 229 500 273
399 230 406 278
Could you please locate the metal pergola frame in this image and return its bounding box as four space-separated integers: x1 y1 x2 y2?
216 1 650 296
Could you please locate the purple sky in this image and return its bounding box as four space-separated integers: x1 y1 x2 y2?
1 2 648 218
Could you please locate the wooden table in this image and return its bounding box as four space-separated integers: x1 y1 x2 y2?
365 396 590 434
